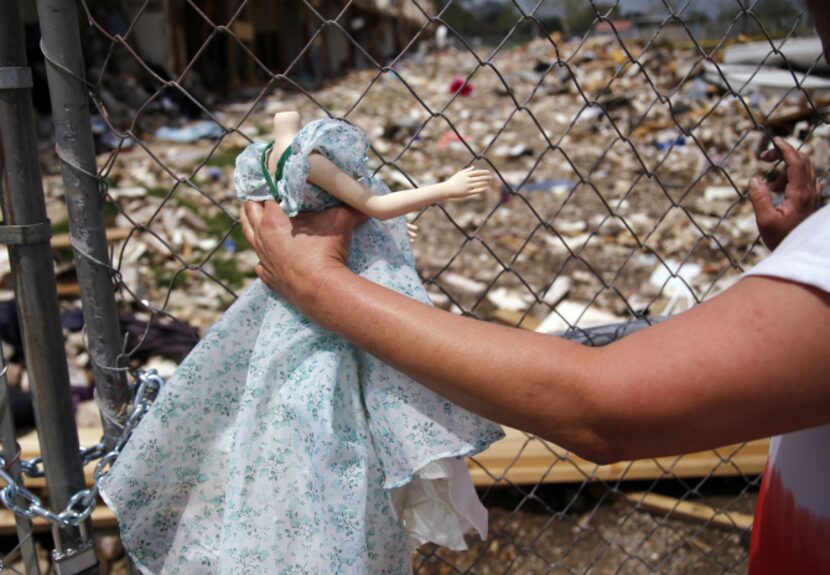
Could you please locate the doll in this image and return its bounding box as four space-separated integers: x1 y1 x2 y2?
99 112 505 574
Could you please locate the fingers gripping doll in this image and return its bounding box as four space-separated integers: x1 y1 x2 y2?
99 112 505 574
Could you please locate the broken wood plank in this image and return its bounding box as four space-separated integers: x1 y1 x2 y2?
0 504 116 536
50 228 132 249
56 283 80 298
18 423 768 491
468 426 768 486
624 491 755 531
18 426 102 489
763 96 830 129
488 309 541 330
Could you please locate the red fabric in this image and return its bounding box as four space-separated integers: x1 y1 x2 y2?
749 463 830 574
449 76 473 96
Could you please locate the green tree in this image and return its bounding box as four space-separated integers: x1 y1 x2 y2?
565 1 621 36
718 0 799 36
434 0 480 39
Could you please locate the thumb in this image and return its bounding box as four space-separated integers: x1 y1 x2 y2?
748 176 776 224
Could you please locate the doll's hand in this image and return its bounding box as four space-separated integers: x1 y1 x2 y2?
443 167 493 199
748 137 820 250
240 201 366 311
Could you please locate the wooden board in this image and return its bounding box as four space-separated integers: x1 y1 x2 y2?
488 309 542 330
468 427 769 486
16 424 768 490
624 491 755 531
17 426 102 489
50 228 132 249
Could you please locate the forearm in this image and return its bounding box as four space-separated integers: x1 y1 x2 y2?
308 266 611 459
242 201 830 462
307 154 457 220
303 269 830 463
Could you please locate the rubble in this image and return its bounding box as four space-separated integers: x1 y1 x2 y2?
1 26 817 575
27 32 827 400
536 301 623 335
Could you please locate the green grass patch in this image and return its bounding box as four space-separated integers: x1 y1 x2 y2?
204 213 249 251
210 257 248 290
152 266 189 290
51 218 70 235
145 186 200 214
203 147 244 168
145 187 169 199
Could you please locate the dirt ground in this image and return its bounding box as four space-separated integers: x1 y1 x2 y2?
415 482 756 574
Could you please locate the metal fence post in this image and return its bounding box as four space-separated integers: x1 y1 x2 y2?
0 0 96 568
0 347 41 575
34 0 130 447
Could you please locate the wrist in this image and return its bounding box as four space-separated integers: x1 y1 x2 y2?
299 263 352 322
436 180 456 199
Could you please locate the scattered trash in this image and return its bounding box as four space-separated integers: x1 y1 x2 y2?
486 287 532 312
505 144 534 159
649 259 703 315
655 132 686 150
98 131 136 151
205 167 224 181
155 120 225 142
703 186 736 202
90 115 108 135
500 179 578 202
542 277 571 307
437 130 465 150
449 76 474 96
723 37 828 73
535 301 622 335
439 272 488 296
36 32 815 391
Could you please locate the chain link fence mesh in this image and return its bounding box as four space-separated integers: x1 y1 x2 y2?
15 0 829 571
0 528 38 575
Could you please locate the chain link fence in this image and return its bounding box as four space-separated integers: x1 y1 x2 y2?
1 0 827 572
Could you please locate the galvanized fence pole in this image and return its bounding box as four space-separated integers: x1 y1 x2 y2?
34 0 130 447
0 346 41 575
0 0 96 569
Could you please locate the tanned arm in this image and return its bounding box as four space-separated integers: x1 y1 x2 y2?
240 201 830 463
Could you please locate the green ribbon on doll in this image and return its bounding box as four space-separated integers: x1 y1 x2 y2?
259 142 293 201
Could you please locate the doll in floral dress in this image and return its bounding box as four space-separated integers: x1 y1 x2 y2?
100 112 504 574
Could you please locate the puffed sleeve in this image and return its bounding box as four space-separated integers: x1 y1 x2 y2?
233 141 274 202
277 118 371 217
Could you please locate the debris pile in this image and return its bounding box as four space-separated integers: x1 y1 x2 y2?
13 33 826 428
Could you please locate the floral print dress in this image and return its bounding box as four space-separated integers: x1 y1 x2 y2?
99 118 505 574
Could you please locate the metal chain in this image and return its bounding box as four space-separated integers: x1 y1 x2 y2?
0 370 163 529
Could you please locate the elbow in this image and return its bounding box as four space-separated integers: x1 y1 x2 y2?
537 424 627 466
548 405 656 465
532 369 634 465
578 436 627 465
363 198 392 220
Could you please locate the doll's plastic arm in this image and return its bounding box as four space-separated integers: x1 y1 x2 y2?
306 154 390 218
307 154 492 220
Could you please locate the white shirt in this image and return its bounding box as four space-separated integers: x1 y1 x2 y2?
743 204 830 574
